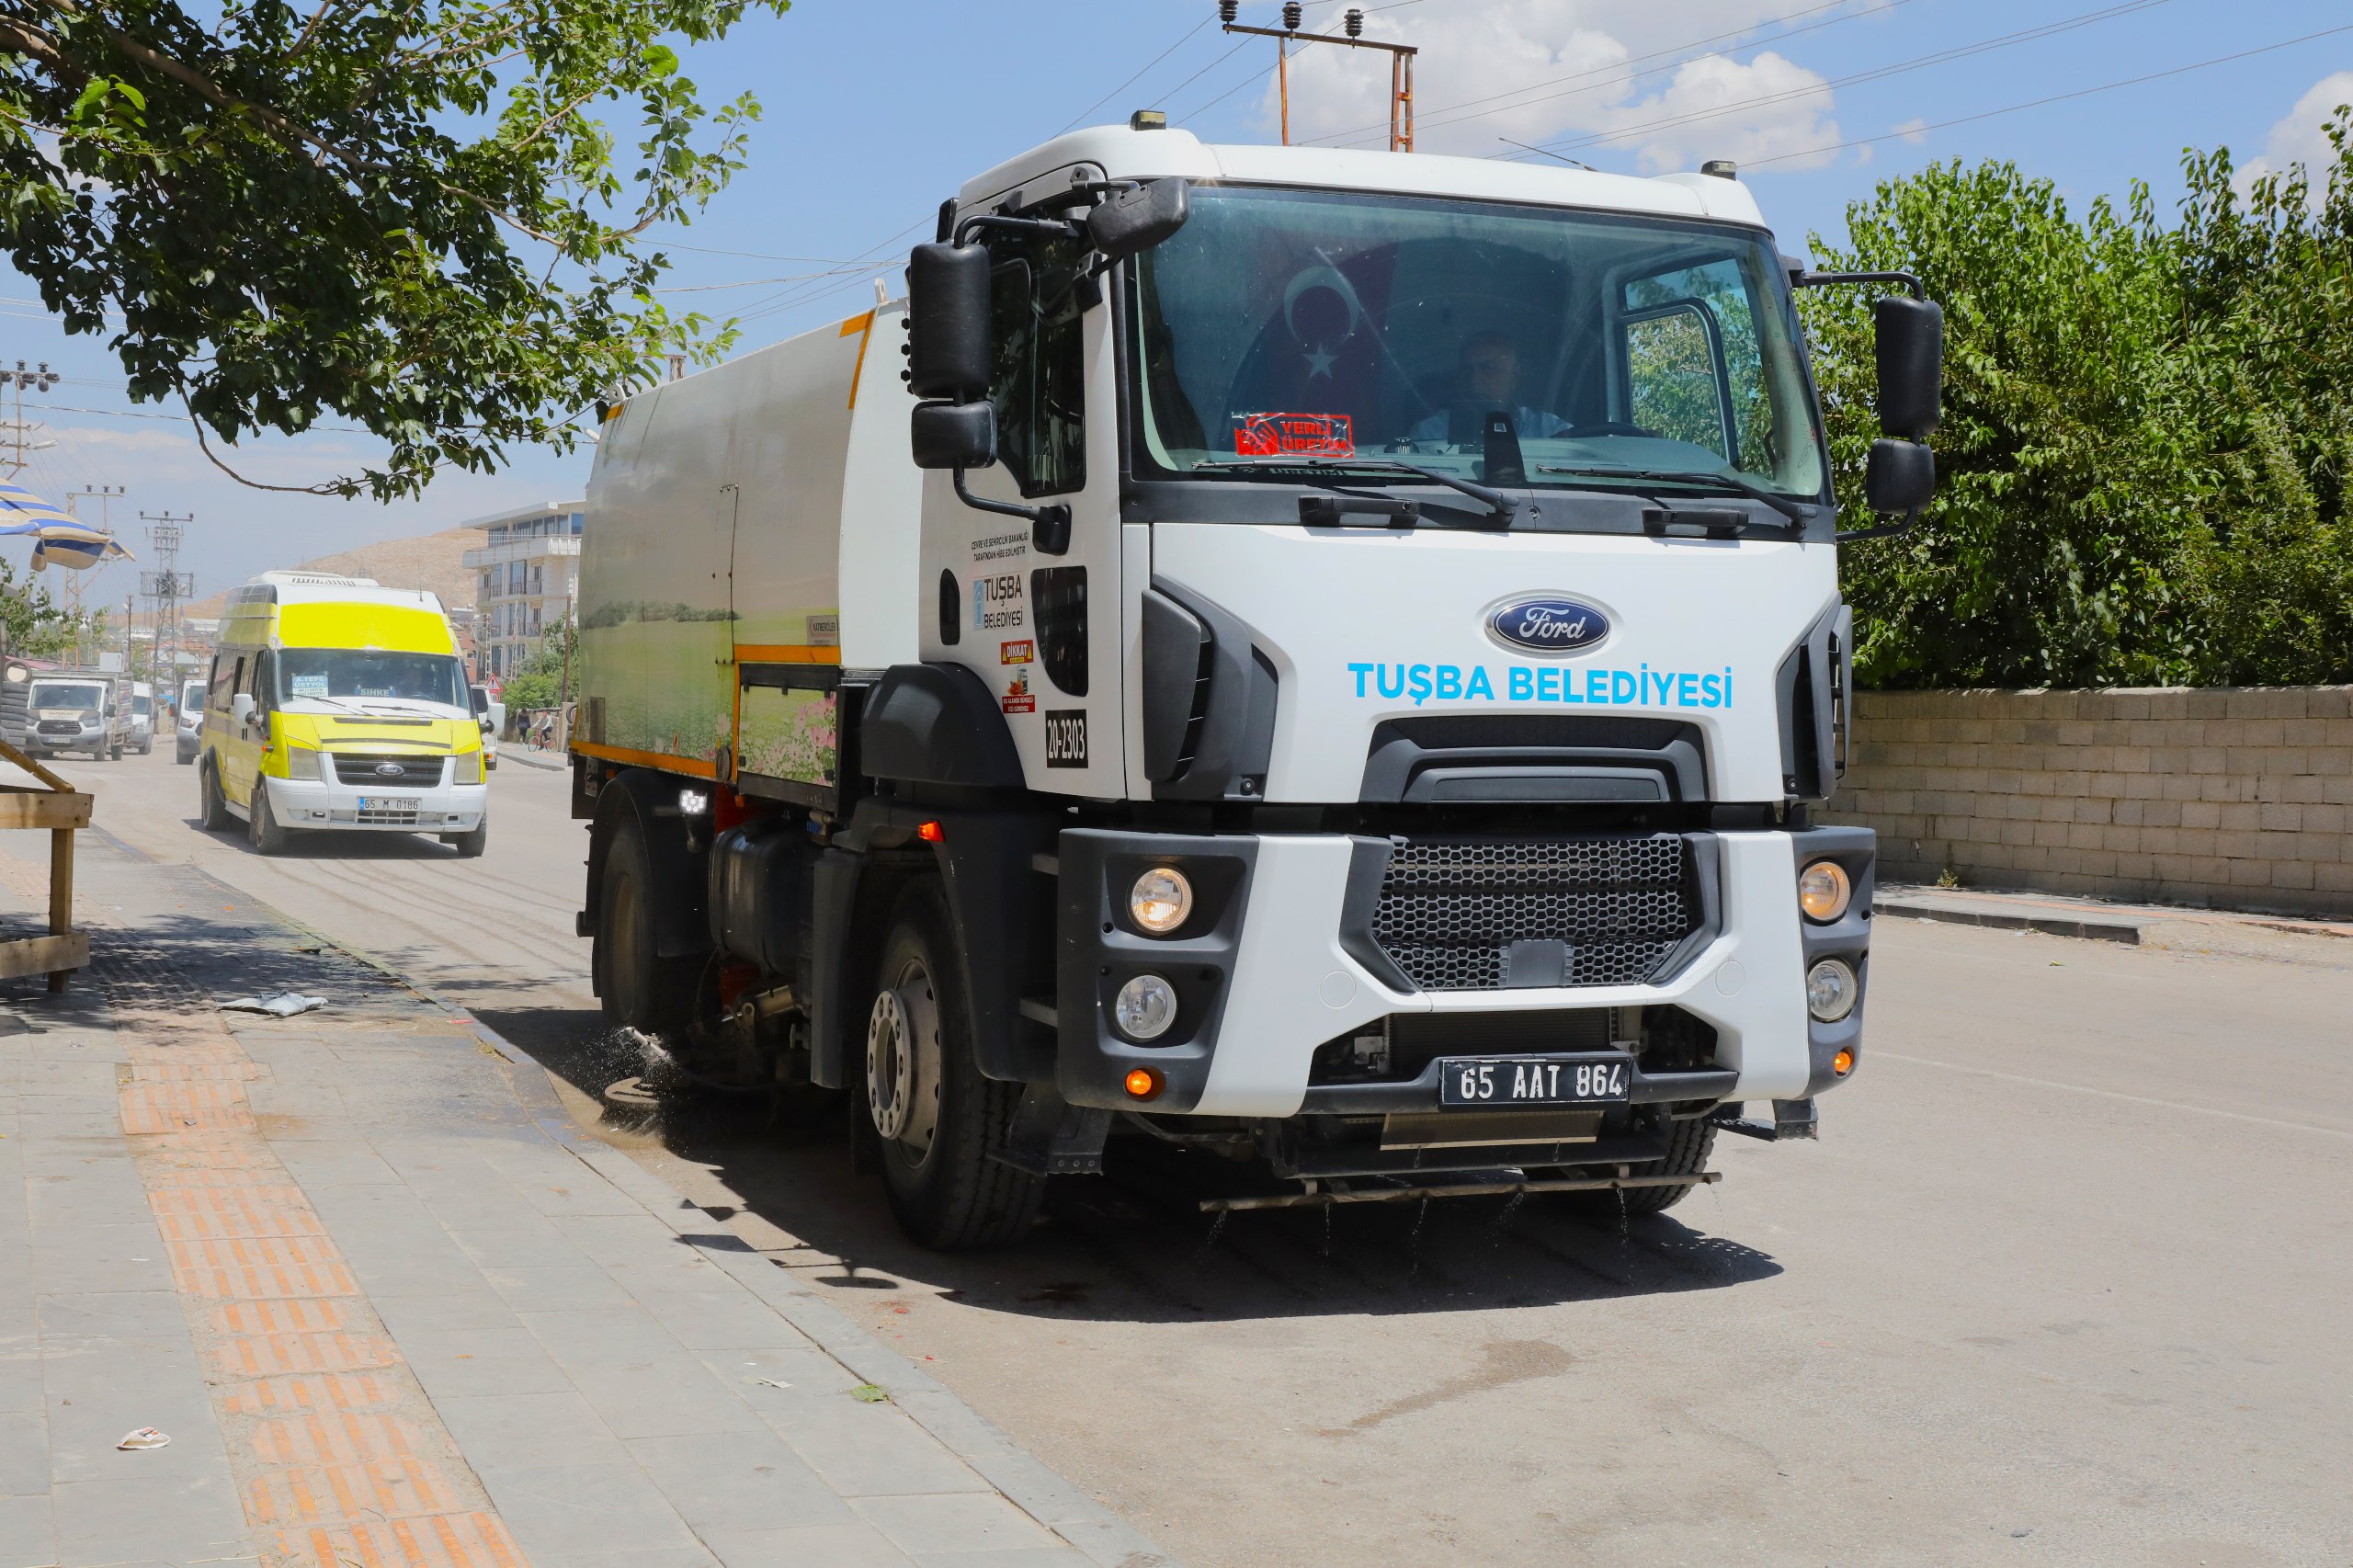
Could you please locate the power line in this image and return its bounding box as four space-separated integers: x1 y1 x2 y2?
1746 21 2353 167
1304 0 1918 149
1511 0 2170 158
1057 14 1215 134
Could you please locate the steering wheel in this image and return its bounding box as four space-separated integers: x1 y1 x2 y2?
1564 421 1658 438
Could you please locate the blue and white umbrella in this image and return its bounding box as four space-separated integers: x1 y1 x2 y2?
0 481 134 571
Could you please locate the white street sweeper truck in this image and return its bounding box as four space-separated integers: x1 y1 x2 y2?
570 119 1942 1249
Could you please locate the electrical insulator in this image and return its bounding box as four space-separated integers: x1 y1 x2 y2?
1219 0 1237 22
1345 7 1363 36
1282 2 1302 30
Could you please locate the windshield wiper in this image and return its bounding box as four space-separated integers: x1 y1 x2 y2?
1196 458 1517 528
1536 464 1812 524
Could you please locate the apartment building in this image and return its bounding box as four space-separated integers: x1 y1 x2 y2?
461 500 583 681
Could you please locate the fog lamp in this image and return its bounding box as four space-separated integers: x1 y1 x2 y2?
1129 867 1193 934
1113 973 1177 1040
1799 859 1852 922
1806 958 1859 1023
285 745 321 781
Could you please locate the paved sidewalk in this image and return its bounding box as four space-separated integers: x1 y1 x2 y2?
0 829 1171 1568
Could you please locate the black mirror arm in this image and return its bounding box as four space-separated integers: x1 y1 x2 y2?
955 213 1084 248
1791 267 1926 299
1836 507 1920 543
951 469 1073 555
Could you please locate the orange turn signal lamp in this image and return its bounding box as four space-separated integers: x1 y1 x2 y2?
1123 1066 1165 1100
916 820 945 843
1833 1048 1855 1077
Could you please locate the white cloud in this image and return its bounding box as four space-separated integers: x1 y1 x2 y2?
1255 0 1843 173
2237 71 2353 204
1893 117 1930 144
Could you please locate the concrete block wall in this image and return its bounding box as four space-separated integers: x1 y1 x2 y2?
1823 687 2353 916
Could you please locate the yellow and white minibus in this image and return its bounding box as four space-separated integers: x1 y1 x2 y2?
197 573 490 856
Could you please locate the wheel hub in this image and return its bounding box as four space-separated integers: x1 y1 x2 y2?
865 963 941 1159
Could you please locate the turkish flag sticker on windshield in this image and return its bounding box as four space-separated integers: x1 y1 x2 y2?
1234 412 1354 458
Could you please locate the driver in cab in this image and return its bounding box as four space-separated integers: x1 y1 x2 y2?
1408 330 1570 445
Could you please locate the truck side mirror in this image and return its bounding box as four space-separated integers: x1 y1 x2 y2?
1864 437 1936 515
1874 294 1943 439
1084 178 1188 261
911 401 997 471
905 243 993 402
231 693 256 725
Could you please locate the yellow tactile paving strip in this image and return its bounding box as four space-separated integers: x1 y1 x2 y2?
85 940 534 1568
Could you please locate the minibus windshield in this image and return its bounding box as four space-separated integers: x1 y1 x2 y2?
276 650 466 709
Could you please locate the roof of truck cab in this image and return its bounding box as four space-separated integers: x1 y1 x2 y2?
957 126 1768 232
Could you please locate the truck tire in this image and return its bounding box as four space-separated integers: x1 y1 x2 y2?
1557 1119 1716 1218
443 821 488 858
864 881 1042 1252
109 742 121 761
198 760 233 832
595 816 693 1033
248 785 290 856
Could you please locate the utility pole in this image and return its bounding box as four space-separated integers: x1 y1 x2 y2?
0 362 59 476
139 510 192 685
62 485 126 665
1218 3 1416 152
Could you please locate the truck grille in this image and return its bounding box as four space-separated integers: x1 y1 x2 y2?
330 752 444 788
37 720 78 734
1372 835 1698 991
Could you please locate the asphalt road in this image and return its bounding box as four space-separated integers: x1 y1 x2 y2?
58 744 2353 1567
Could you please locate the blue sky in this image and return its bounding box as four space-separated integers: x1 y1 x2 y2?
2 0 2347 608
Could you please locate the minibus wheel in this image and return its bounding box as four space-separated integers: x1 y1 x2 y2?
444 821 488 858
248 786 289 856
198 759 233 832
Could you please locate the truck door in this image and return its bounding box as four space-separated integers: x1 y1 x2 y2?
919 221 1123 795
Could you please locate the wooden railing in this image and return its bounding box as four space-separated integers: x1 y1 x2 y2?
0 737 90 990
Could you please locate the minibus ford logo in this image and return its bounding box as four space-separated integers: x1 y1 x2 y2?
373 761 405 778
1484 594 1612 656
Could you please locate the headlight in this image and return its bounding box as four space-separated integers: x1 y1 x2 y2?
1798 859 1852 922
1128 867 1193 934
286 746 321 781
1113 974 1178 1040
454 750 483 785
1806 958 1859 1023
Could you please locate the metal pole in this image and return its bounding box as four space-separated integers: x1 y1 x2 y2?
1279 35 1299 147
1399 51 1414 151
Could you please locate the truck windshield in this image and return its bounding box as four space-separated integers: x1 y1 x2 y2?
276 650 465 708
1128 185 1826 509
30 682 103 710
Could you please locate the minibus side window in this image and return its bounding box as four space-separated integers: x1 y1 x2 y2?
250 650 276 714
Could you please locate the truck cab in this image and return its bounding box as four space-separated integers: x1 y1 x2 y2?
574 125 1940 1249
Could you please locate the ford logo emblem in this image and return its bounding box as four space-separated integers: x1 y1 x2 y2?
373 762 405 778
1484 594 1612 656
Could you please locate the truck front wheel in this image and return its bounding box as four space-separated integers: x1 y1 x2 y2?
865 881 1041 1251
1554 1119 1716 1219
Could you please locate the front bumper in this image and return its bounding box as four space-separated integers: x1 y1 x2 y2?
1054 825 1871 1119
259 772 487 833
23 726 108 754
